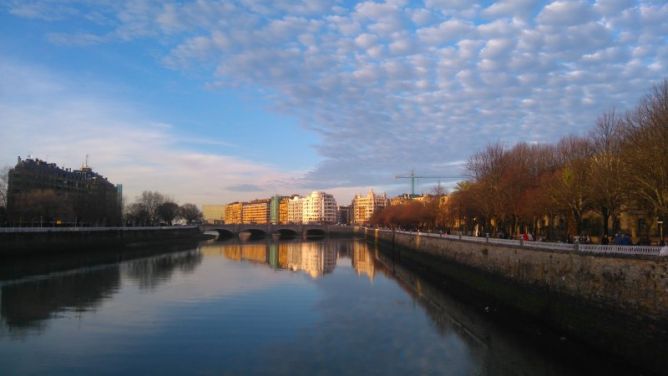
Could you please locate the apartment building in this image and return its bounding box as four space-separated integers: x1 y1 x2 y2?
352 190 389 224
302 191 337 224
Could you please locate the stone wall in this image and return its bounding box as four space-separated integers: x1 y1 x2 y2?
0 227 203 256
358 227 668 373
362 228 668 319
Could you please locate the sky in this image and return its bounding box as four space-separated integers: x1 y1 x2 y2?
1 0 667 206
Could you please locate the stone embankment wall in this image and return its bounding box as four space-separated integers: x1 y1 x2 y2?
358 227 668 373
0 227 203 256
361 227 668 320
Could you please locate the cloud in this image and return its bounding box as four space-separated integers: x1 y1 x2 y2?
226 184 265 192
0 59 302 205
537 0 594 26
482 0 539 19
3 0 668 198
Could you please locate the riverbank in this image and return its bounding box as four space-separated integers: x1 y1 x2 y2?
0 226 212 256
362 228 668 374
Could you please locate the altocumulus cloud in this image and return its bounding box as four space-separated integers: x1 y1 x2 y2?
4 0 668 190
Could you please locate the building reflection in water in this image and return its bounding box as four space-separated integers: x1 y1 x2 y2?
351 241 375 280
216 241 341 279
210 239 379 281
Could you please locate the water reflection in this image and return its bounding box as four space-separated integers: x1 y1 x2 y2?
0 239 647 375
0 267 120 337
0 248 203 335
122 251 203 290
351 241 375 280
212 241 339 279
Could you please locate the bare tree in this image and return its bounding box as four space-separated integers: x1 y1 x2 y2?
179 203 202 224
157 201 179 225
125 203 149 226
588 110 627 239
137 191 166 225
622 80 668 227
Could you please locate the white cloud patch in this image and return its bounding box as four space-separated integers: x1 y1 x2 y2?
3 0 668 194
537 0 595 26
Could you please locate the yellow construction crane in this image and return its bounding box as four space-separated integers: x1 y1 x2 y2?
395 170 463 196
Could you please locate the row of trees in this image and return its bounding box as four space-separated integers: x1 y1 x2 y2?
124 191 202 226
373 80 667 243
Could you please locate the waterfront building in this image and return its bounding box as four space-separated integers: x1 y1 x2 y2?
287 195 303 224
337 205 352 225
6 157 121 226
270 195 290 224
352 190 389 224
202 204 226 224
242 199 270 224
390 193 416 206
279 196 290 224
302 191 337 224
224 202 243 224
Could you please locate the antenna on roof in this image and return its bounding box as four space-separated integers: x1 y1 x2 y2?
81 154 92 171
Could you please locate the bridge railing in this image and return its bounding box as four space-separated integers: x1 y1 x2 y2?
0 226 199 233
365 227 667 257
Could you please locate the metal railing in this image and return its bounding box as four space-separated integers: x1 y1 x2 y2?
0 226 199 233
366 228 667 257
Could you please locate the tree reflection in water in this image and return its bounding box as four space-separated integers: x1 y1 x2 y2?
0 248 203 336
0 267 120 337
122 251 203 290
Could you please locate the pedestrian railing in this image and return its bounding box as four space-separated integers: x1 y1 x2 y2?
488 238 523 247
0 226 199 233
368 228 666 257
578 244 663 256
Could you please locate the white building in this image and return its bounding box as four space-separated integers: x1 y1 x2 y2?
287 195 303 224
302 191 337 224
352 189 389 224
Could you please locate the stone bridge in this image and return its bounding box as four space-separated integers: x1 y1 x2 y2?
200 223 352 239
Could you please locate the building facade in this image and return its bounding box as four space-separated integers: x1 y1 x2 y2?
224 202 243 224
302 191 337 224
202 204 226 224
270 195 290 224
352 190 389 224
242 199 270 224
279 197 290 224
287 196 303 224
6 157 121 226
337 205 352 225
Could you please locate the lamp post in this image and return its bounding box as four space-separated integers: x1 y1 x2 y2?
658 219 664 246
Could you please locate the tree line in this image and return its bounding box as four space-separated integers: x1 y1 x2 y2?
124 191 202 226
373 80 667 244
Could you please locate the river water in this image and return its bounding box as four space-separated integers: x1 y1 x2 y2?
0 238 643 375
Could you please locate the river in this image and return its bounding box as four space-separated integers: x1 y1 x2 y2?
0 238 646 375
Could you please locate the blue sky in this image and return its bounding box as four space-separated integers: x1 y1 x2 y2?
1 0 667 205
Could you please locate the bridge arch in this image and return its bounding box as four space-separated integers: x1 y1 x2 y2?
214 229 236 239
239 228 267 240
274 228 298 239
305 228 326 238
